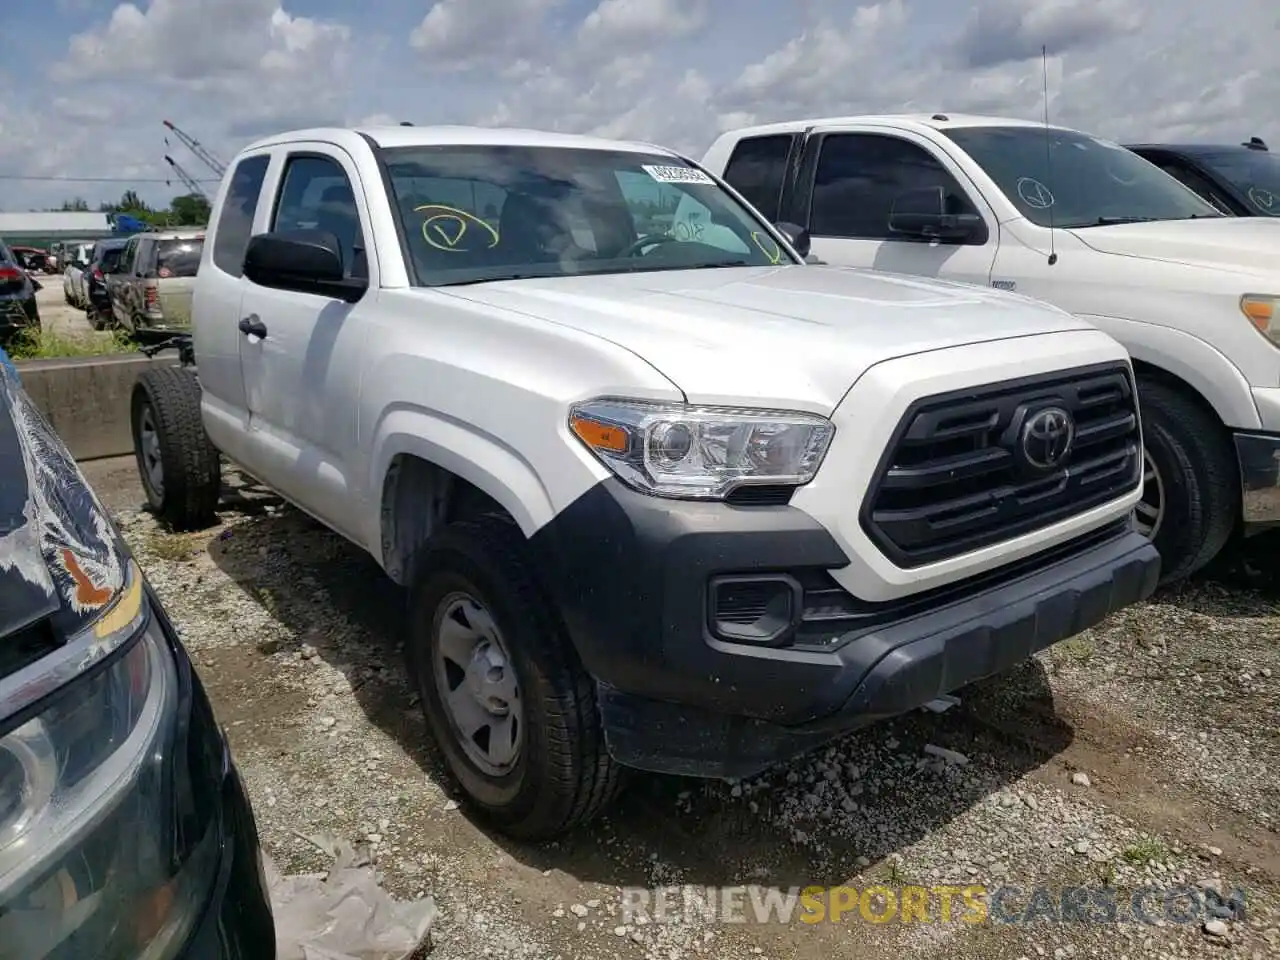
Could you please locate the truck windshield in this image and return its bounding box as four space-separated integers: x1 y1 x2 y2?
379 145 796 286
1191 150 1280 216
942 126 1223 229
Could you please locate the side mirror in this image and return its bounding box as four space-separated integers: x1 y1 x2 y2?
773 221 811 258
888 186 983 242
243 229 366 303
31 279 42 292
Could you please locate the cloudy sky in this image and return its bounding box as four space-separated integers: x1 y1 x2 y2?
0 0 1274 211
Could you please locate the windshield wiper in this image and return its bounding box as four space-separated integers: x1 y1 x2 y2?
433 273 546 287
692 260 752 269
1093 216 1158 225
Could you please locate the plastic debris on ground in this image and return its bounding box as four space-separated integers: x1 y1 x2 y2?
267 832 438 960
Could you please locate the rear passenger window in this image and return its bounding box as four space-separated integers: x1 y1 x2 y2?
812 134 983 242
213 154 269 278
272 155 367 279
721 135 793 221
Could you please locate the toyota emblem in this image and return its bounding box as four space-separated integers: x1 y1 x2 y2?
1021 406 1075 469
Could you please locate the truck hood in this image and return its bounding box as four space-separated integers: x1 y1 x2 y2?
1068 217 1280 275
0 363 125 642
443 265 1093 410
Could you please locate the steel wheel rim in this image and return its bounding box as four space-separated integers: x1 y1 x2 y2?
432 591 524 777
139 405 164 497
1135 448 1163 540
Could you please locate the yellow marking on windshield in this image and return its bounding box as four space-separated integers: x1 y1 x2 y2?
414 204 500 253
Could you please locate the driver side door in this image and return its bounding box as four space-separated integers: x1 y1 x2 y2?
796 129 999 287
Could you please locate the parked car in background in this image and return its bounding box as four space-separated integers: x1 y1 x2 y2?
133 123 1157 839
62 240 96 308
704 113 1280 583
110 228 205 339
0 354 276 959
85 237 131 330
0 237 41 346
1126 138 1278 218
8 246 49 273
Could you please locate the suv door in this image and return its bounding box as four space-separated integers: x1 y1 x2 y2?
236 144 374 540
790 128 999 286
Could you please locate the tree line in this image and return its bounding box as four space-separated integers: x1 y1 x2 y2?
53 191 211 227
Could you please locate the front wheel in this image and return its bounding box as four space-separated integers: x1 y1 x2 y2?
1136 378 1239 584
131 366 220 531
407 516 624 839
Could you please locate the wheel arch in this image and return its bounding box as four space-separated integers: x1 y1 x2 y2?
1078 314 1259 430
369 406 558 585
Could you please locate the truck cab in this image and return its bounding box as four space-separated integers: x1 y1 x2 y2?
705 114 1280 582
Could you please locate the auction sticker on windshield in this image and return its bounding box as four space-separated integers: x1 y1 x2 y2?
643 164 714 184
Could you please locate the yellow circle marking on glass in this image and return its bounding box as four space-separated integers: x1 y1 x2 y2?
414 204 500 253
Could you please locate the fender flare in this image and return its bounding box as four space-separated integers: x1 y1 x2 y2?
1077 314 1261 431
367 405 556 543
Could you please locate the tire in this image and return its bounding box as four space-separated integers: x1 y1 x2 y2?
1136 377 1239 584
131 366 220 531
88 303 111 331
407 515 624 839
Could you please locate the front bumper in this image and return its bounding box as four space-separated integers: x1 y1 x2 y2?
1234 431 1280 528
535 479 1160 779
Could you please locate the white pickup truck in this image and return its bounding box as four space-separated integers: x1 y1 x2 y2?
130 124 1158 838
704 114 1280 583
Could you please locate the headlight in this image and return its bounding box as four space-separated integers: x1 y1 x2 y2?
0 561 220 959
569 398 834 499
1241 294 1280 345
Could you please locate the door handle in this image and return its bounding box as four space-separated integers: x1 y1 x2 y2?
238 314 268 339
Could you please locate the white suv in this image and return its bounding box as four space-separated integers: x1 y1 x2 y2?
130 124 1158 838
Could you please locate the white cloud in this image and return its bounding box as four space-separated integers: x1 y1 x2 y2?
0 0 1275 213
578 0 710 48
409 0 565 71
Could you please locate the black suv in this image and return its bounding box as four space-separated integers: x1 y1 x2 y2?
0 237 40 346
1127 137 1278 217
0 362 276 957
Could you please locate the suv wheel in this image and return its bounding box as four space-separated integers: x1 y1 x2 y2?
131 366 221 530
408 516 624 839
1136 378 1239 584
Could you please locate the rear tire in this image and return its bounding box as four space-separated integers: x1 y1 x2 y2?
1136 378 1238 584
407 515 624 840
131 366 220 531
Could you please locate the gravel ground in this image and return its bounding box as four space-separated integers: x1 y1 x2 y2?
81 457 1280 960
32 273 105 340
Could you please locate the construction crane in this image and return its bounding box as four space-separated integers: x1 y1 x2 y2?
164 155 209 200
162 119 226 178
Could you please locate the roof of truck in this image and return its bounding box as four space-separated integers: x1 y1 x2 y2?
716 113 1079 139
240 125 678 158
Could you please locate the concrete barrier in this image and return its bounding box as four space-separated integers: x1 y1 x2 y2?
15 353 179 461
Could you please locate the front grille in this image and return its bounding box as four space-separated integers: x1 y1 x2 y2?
861 362 1141 567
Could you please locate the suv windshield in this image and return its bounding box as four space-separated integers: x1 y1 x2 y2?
379 145 794 286
1193 150 1280 216
154 238 203 278
943 126 1223 228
